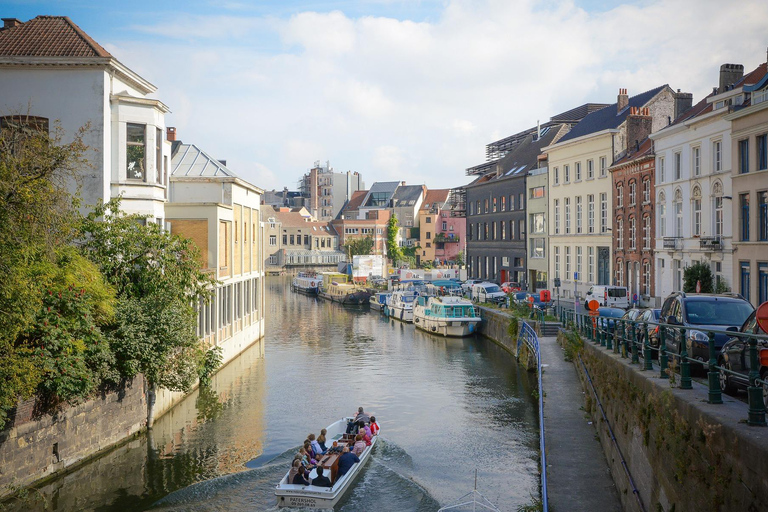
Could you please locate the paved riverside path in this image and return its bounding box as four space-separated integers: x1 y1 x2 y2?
539 334 622 512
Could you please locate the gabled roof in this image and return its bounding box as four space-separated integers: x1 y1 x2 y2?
0 16 112 58
361 181 400 207
342 190 367 211
273 210 333 232
171 143 238 178
612 137 654 167
420 189 450 211
557 85 668 144
392 185 425 207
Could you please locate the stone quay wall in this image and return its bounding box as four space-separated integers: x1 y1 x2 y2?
562 331 768 512
477 307 538 370
0 376 146 498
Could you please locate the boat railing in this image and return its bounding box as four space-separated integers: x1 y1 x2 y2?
516 321 548 511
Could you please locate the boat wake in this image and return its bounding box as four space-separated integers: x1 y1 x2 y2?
150 439 440 511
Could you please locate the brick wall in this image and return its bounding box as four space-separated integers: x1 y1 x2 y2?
169 219 209 269
0 376 146 498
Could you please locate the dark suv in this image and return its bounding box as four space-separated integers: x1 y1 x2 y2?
657 292 754 369
718 310 768 408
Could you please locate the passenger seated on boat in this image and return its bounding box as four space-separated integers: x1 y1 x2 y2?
308 433 323 455
317 429 328 452
346 406 370 433
305 440 319 462
311 466 332 488
299 447 316 468
288 459 304 484
292 466 310 486
359 428 372 446
352 434 366 456
370 417 380 436
336 446 360 479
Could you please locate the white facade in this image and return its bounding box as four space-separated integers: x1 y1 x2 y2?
651 105 735 298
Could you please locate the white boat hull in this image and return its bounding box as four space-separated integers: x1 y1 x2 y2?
388 305 414 323
414 315 479 337
275 417 377 509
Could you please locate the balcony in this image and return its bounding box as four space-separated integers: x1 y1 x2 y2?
662 237 682 250
434 233 460 243
699 236 723 251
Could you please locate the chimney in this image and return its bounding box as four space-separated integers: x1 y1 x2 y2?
1 18 22 31
718 63 744 94
674 89 693 120
617 88 629 113
167 126 177 141
626 106 652 153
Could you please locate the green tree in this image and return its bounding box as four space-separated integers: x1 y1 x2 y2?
683 261 714 293
386 214 402 263
344 236 374 259
455 251 465 266
78 198 217 426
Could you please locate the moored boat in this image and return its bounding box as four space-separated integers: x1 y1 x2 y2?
387 290 418 322
320 281 372 305
291 272 321 296
370 291 390 311
413 296 481 337
274 417 378 509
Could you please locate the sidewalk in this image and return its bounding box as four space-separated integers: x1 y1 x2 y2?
539 334 622 511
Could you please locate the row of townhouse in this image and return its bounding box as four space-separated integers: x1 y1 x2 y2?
463 51 768 308
0 16 267 398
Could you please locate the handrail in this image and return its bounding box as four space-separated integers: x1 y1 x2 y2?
517 321 548 511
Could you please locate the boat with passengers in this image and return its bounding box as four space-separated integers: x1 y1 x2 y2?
386 289 419 322
413 295 481 337
291 272 321 296
274 416 378 509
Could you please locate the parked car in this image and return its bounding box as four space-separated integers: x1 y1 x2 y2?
501 281 522 293
639 309 662 359
471 282 507 304
659 292 754 369
584 285 629 309
461 279 484 295
596 307 626 334
512 291 531 305
718 309 768 408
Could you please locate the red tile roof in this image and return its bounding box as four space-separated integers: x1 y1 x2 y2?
343 190 368 212
0 16 112 58
420 189 450 210
612 137 654 167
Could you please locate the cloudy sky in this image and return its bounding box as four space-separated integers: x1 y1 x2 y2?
8 0 768 191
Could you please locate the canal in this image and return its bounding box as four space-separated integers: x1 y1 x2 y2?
3 276 540 512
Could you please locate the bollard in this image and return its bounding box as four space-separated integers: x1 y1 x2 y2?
707 331 722 404
631 321 639 365
643 323 652 371
659 326 668 378
747 336 767 426
680 328 692 389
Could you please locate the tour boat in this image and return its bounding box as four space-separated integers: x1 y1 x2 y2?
291 272 320 296
275 417 378 509
386 290 419 322
370 291 390 311
319 281 372 305
413 296 481 337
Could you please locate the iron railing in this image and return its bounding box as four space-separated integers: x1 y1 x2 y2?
557 307 768 426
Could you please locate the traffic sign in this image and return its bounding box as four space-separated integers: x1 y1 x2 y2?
757 302 768 334
588 299 600 311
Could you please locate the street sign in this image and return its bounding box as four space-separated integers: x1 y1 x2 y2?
588 299 600 311
757 302 768 334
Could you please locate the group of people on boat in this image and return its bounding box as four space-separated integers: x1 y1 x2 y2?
286 407 379 488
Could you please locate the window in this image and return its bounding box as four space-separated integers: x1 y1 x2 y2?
674 259 682 292
491 222 495 240
532 238 545 259
658 156 665 182
658 192 666 237
501 220 506 240
554 167 559 185
269 255 277 264
519 193 524 209
564 164 570 183
587 195 595 233
510 195 515 211
629 216 636 250
643 260 651 295
282 234 287 245
531 213 545 234
575 162 581 181
530 186 545 199
484 223 489 240
741 262 751 302
741 193 750 241
289 234 295 245
643 179 650 204
484 199 489 213
643 215 651 249
155 127 162 184
600 193 607 233
738 139 750 174
519 219 525 237
692 146 701 176
442 221 447 230
126 123 146 180
501 196 506 211
469 202 474 216
576 246 582 280
565 198 571 234
713 140 722 172
616 259 624 286
511 220 516 240
674 189 683 237
554 246 560 278
629 181 636 206
492 197 497 213
554 199 560 234
587 159 594 179
269 235 276 246
759 191 768 241
674 152 682 180
691 186 702 236
576 196 582 233
588 246 595 282
565 246 571 277
468 224 473 241
426 231 432 239
476 200 480 215
758 262 768 305
714 196 724 236
617 217 624 249
617 184 624 207
600 157 607 177
758 134 768 171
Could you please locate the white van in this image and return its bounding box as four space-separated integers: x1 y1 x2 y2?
584 285 629 309
472 282 507 304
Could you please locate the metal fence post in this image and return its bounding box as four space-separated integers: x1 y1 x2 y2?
631 321 639 365
659 326 668 378
643 323 652 371
747 335 767 426
618 320 625 358
680 328 692 389
707 331 722 404
606 320 613 350
600 320 606 347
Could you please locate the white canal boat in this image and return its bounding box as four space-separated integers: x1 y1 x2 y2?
386 290 418 322
291 272 321 296
370 291 390 311
413 296 481 337
275 417 378 509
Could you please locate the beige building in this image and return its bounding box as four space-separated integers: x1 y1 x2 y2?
261 205 344 270
725 61 768 305
543 86 687 301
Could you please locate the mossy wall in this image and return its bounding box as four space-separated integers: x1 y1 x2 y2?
478 307 537 371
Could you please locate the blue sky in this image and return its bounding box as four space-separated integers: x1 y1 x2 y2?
4 1 768 191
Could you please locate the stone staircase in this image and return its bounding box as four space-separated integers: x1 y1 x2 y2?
539 321 562 337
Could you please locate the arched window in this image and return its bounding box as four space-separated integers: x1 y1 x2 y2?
629 180 637 206
629 216 637 250
692 185 702 236
617 183 624 207
712 181 724 236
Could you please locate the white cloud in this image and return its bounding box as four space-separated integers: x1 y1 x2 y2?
116 0 768 191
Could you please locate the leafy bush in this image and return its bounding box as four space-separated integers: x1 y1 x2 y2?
683 262 714 293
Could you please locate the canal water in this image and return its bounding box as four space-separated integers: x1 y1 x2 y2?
2 276 540 512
